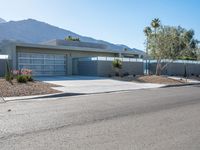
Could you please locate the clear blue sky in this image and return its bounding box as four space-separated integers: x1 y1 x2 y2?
0 0 200 50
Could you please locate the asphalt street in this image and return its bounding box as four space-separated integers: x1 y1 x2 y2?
0 85 200 150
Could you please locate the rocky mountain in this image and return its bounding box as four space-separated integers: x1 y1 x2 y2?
0 18 144 55
0 18 6 23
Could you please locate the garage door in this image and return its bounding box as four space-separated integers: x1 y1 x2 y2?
18 52 67 76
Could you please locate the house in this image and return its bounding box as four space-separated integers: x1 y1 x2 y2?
0 39 144 76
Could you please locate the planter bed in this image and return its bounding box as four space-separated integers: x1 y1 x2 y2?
112 75 186 84
0 79 61 97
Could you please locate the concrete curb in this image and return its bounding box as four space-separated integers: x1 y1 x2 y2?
162 82 200 88
3 83 199 102
4 92 84 102
3 86 164 102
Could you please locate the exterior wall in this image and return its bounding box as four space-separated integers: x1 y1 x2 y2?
0 42 16 69
121 62 144 76
0 59 12 77
149 62 200 76
75 60 144 77
97 61 144 77
77 61 98 76
97 61 114 76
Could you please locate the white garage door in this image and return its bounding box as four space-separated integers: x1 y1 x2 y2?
18 52 67 76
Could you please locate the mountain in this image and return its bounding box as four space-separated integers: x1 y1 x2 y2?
0 18 6 23
0 18 145 55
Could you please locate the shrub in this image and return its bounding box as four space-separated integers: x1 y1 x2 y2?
123 72 129 77
112 59 122 77
26 75 33 82
65 36 80 41
112 59 122 69
13 69 33 83
21 69 32 76
17 75 28 83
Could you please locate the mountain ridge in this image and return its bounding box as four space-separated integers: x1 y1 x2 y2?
0 18 144 55
0 18 6 23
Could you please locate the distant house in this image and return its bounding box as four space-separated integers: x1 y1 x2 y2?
0 39 143 76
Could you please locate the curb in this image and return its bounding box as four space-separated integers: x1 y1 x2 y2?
162 82 200 88
3 83 199 102
4 92 85 102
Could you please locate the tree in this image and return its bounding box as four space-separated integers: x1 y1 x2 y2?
151 18 161 75
151 18 160 37
145 19 199 75
144 26 152 74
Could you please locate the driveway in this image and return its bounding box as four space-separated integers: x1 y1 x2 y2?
36 76 164 94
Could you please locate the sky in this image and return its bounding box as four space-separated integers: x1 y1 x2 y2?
0 0 200 50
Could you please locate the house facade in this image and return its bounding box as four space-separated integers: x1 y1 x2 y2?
0 40 144 76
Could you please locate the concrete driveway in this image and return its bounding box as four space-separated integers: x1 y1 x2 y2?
36 76 165 94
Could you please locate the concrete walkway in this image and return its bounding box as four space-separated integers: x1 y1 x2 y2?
36 76 165 94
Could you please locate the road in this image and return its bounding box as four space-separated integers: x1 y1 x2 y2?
0 85 200 150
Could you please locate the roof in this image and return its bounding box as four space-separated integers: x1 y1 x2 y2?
42 39 108 49
15 42 120 54
6 40 141 55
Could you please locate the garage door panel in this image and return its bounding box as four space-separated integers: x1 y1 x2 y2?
18 52 67 76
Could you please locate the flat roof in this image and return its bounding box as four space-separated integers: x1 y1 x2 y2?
14 42 140 55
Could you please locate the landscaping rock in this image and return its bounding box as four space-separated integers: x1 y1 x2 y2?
0 79 60 97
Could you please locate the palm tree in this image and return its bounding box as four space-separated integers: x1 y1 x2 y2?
144 26 152 75
151 18 160 36
151 18 161 75
144 26 152 37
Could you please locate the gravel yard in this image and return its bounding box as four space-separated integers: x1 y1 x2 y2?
112 75 186 84
0 79 61 97
137 75 186 84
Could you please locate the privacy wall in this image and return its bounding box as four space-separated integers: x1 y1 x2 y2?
149 62 200 76
0 59 12 77
73 57 144 77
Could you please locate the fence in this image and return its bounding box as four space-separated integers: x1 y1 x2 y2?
73 57 200 77
148 61 200 76
73 57 144 77
0 56 11 77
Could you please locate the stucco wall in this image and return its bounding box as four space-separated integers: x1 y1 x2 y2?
0 59 12 77
77 60 98 76
75 60 144 77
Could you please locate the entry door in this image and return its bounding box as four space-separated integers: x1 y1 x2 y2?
18 52 67 76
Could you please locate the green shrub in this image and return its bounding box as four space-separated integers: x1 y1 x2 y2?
17 75 28 83
112 59 122 76
26 75 34 82
112 59 122 69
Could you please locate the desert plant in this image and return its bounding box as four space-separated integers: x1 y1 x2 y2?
112 59 122 76
5 60 13 83
16 75 28 83
21 69 32 76
26 75 33 82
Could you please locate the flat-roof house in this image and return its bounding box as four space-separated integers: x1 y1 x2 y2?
0 39 144 76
